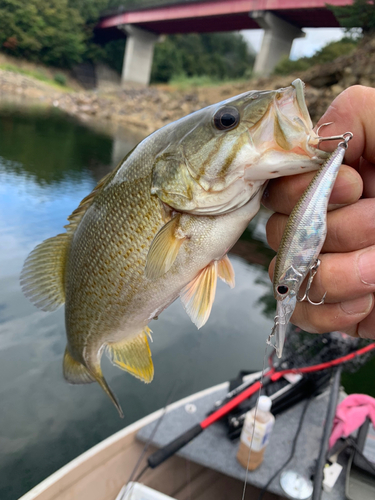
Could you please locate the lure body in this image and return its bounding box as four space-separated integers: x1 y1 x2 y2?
271 136 352 357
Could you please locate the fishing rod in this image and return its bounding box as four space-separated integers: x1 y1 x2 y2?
146 342 375 470
211 334 322 413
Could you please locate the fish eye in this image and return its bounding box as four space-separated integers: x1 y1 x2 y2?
277 285 289 295
213 106 240 131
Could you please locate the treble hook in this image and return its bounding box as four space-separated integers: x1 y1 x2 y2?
316 122 351 144
297 259 327 306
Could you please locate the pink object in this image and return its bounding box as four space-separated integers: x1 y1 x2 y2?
329 394 375 449
97 0 350 31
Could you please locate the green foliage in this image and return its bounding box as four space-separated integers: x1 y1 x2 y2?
98 39 126 74
274 37 358 75
273 57 311 76
0 62 70 88
54 73 67 86
0 0 86 67
151 33 254 84
328 0 375 35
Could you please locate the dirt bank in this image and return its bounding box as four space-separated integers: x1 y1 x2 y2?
1 38 374 137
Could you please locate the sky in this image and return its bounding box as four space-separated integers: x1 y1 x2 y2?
241 27 346 59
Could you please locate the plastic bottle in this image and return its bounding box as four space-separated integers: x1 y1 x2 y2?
236 395 275 470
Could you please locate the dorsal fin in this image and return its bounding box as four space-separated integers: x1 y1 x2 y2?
20 169 117 311
20 232 70 311
65 169 116 233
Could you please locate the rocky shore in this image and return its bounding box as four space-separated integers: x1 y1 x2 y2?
1 38 375 138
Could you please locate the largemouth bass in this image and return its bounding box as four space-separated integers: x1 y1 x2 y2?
270 133 353 358
21 79 327 416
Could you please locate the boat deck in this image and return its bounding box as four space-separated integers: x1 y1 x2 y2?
138 384 346 499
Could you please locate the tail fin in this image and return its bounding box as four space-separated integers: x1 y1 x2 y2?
63 348 124 418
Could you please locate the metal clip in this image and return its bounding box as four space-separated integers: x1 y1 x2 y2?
338 131 353 149
297 259 327 306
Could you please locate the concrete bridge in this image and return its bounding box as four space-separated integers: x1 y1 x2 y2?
96 0 352 86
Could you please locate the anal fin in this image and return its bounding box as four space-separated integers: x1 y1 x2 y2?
217 254 235 288
106 328 154 383
63 348 96 384
180 261 218 329
63 348 123 418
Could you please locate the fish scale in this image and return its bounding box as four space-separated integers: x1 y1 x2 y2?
66 178 163 341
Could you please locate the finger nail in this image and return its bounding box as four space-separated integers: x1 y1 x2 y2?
358 247 375 285
341 295 373 315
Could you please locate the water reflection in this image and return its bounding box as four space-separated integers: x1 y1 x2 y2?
0 107 275 499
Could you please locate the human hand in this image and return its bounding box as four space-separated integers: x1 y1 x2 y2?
263 85 375 339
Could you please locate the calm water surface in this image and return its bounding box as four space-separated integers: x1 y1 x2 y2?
0 108 372 499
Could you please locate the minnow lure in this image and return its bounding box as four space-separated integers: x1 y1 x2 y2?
269 131 353 357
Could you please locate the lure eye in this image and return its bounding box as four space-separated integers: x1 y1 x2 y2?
277 285 289 295
213 106 240 131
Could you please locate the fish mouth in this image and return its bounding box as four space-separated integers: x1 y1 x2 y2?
243 80 328 182
274 79 328 160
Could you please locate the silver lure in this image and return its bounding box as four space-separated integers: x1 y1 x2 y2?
269 132 353 357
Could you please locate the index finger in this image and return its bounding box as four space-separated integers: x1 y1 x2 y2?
317 85 375 167
262 164 362 215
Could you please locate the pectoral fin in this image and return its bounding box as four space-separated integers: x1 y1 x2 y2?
180 261 217 329
20 169 118 312
217 255 235 288
145 215 186 280
106 328 154 383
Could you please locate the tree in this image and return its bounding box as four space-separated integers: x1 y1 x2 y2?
328 0 375 35
151 32 254 83
274 37 358 75
0 0 85 67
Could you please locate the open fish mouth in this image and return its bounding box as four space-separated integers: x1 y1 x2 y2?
274 78 328 160
244 79 328 182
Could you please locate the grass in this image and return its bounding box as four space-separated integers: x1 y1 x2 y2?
0 63 70 89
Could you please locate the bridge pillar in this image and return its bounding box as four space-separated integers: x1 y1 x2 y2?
120 26 159 86
252 11 305 76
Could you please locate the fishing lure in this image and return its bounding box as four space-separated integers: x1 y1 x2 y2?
269 131 353 358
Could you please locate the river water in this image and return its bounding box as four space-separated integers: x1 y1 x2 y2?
0 107 373 500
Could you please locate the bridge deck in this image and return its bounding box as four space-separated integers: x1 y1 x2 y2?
97 0 351 34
